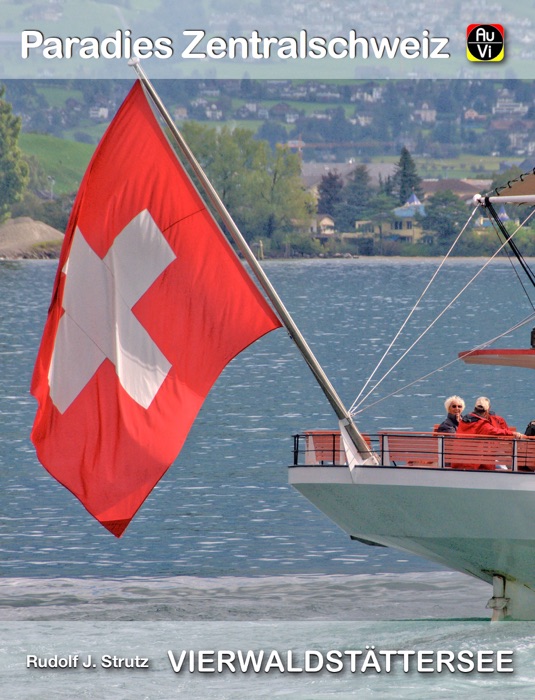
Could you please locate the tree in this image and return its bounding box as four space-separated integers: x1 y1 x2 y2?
180 122 264 215
0 86 30 222
334 165 374 231
490 165 523 194
327 106 356 143
422 190 472 244
241 145 314 243
365 191 398 220
255 121 288 150
391 146 423 205
240 78 265 100
376 82 411 140
179 122 313 244
317 170 344 216
433 119 459 146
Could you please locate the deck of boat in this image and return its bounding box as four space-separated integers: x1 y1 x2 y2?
289 430 535 620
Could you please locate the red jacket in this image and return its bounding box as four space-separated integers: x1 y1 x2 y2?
457 412 515 438
488 413 510 431
454 413 516 469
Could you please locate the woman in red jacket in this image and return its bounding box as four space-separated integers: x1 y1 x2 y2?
457 397 525 439
455 397 526 470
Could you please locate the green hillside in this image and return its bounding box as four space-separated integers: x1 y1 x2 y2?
19 133 94 195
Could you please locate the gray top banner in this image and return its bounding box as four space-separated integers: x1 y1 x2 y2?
1 0 532 79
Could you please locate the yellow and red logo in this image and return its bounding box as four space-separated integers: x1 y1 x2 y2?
466 24 504 62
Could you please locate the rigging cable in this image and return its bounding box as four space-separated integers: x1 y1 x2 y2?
350 211 533 415
485 202 535 311
348 206 478 414
352 311 535 415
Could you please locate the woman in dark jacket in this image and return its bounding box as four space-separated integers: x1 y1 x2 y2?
436 395 465 433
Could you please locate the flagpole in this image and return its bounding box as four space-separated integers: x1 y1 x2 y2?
129 59 375 463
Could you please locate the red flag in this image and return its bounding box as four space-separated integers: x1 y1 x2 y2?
31 81 281 537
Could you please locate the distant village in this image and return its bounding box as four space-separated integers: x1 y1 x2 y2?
306 169 516 252
75 80 535 162
11 77 535 159
6 74 535 256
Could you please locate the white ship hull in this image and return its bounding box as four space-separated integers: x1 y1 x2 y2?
289 464 535 620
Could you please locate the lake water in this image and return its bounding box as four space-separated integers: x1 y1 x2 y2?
2 257 535 697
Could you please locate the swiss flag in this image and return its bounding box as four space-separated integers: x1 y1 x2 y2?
31 81 281 537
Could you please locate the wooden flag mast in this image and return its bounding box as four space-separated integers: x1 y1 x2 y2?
129 59 376 463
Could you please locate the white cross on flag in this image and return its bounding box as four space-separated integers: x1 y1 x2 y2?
31 81 281 537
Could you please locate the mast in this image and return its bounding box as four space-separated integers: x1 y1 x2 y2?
473 193 535 292
129 59 375 463
473 194 535 205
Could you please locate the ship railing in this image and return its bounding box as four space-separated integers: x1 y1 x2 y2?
293 430 348 466
292 430 535 472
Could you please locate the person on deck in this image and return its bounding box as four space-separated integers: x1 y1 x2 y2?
457 397 525 439
436 395 465 433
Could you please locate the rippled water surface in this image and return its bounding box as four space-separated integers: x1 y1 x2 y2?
2 258 535 697
3 258 534 580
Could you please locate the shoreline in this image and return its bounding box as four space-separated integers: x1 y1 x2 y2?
0 216 64 260
0 217 524 262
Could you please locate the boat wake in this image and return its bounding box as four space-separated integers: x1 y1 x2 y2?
0 571 490 621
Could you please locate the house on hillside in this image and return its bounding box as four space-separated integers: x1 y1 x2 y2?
422 178 492 205
492 89 529 117
173 106 188 120
412 103 437 124
474 204 519 230
464 108 486 122
489 119 535 154
270 102 293 121
389 193 426 240
344 194 428 246
311 214 336 240
89 106 109 120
